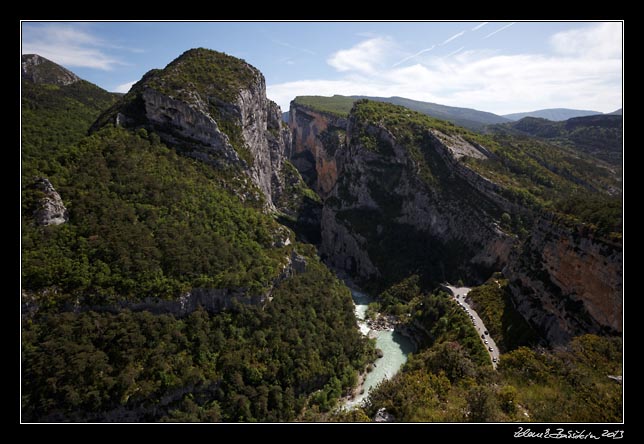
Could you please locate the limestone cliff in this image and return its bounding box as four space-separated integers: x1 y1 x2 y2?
289 100 515 288
504 216 622 344
289 103 347 198
93 48 293 212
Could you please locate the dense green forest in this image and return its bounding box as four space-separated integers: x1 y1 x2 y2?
21 64 372 421
23 126 286 305
21 78 119 180
23 255 373 421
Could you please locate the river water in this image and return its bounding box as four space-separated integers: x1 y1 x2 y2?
344 288 415 408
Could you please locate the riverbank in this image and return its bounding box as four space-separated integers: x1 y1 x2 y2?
366 312 397 331
341 287 415 409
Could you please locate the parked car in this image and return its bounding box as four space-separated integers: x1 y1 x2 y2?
484 330 488 335
484 340 489 344
488 347 493 352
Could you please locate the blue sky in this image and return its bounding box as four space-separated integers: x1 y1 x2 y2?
21 21 623 115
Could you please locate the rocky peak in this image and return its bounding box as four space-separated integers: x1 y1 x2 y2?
21 54 80 86
92 48 292 211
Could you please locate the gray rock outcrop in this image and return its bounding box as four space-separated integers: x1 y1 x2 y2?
140 87 241 164
33 177 68 226
374 407 395 422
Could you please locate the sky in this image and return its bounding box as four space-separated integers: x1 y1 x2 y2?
21 21 623 115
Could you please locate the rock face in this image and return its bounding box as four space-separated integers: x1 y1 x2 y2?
504 216 622 345
139 87 241 164
94 48 293 212
32 178 68 226
289 104 347 199
22 54 80 86
291 101 514 285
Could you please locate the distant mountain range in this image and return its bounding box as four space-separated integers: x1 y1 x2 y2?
353 95 510 130
287 95 510 131
503 108 603 121
489 114 623 166
285 96 623 131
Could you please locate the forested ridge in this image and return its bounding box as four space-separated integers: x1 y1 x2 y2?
21 54 372 422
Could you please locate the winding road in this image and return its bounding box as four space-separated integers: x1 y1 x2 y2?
445 285 499 369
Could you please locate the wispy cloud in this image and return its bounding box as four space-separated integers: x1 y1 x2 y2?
471 22 489 31
114 80 136 93
484 22 515 39
550 22 621 58
268 23 622 115
21 24 124 70
441 30 465 46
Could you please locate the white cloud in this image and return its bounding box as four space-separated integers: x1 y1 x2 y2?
114 81 136 93
551 22 622 58
327 37 394 73
21 24 123 70
267 26 622 115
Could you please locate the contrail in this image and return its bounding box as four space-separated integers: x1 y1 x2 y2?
392 45 435 67
484 22 515 39
441 30 465 46
471 22 489 31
